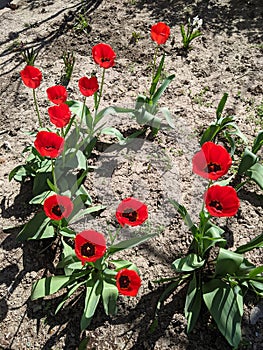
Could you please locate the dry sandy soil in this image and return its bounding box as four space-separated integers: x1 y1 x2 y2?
0 0 263 349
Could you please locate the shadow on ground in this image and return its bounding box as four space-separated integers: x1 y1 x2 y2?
134 0 263 43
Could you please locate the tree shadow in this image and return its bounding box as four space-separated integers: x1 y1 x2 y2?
0 179 36 221
133 0 263 43
0 231 58 348
0 0 103 77
238 187 263 209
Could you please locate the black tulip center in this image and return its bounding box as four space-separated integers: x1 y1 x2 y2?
119 275 130 289
52 205 65 217
122 208 138 222
81 242 95 257
209 200 223 211
101 57 110 62
206 162 221 173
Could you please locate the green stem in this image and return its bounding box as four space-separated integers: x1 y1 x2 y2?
110 225 122 246
235 180 249 192
51 159 58 192
151 45 159 83
80 96 87 128
33 88 42 128
201 179 213 213
95 68 105 115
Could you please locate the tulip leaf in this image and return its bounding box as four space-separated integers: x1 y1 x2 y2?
100 126 125 142
150 53 165 97
169 199 198 237
202 223 226 253
216 93 228 120
246 162 263 190
248 265 263 278
215 248 244 276
159 107 175 129
55 280 87 314
108 234 156 255
237 148 258 175
31 275 72 300
249 280 263 296
17 211 54 241
252 130 263 154
68 205 105 224
200 124 221 145
172 254 205 272
94 106 135 127
203 280 243 348
102 280 119 315
185 273 202 333
81 279 102 330
236 233 263 253
33 172 53 196
152 74 175 110
29 190 54 204
109 259 137 272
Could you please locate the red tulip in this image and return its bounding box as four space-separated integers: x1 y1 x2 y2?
116 197 148 227
34 131 64 158
116 269 141 297
92 43 116 69
192 142 232 180
48 103 71 128
43 194 73 221
151 22 170 45
75 230 107 264
20 65 42 89
46 85 67 105
204 185 240 217
78 76 99 97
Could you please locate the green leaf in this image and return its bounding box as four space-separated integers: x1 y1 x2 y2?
172 254 205 272
68 205 105 224
55 280 87 314
136 108 161 129
246 162 263 189
94 106 135 127
200 124 220 145
215 248 244 276
81 279 102 330
60 227 76 238
47 178 58 192
100 127 125 142
67 100 90 119
202 223 226 253
203 280 243 348
236 233 263 253
17 211 54 241
102 280 118 315
150 53 165 97
159 107 175 129
169 199 198 237
237 148 258 175
109 259 136 271
9 165 27 182
249 280 263 296
248 265 263 278
108 234 156 255
31 275 71 300
252 130 263 154
29 190 54 205
216 93 228 120
152 74 175 110
185 273 202 333
33 172 53 196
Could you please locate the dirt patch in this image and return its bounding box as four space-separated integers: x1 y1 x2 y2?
0 0 263 349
